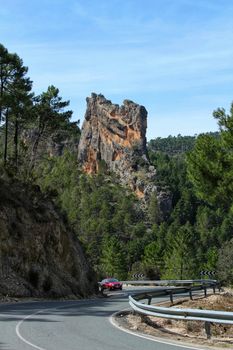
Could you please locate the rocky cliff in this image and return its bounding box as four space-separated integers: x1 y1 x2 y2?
78 93 172 218
78 93 147 171
0 174 97 298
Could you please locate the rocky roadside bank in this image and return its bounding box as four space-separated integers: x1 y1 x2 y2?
114 290 233 349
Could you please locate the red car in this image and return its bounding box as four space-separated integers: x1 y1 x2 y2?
99 278 123 291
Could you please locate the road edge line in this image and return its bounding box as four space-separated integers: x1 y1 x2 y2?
110 310 210 350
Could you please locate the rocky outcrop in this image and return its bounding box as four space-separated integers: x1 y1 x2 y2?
78 94 150 193
0 175 97 298
78 93 172 218
78 93 148 173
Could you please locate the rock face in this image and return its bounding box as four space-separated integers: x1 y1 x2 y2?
0 175 97 298
78 93 172 218
78 94 150 194
78 93 147 173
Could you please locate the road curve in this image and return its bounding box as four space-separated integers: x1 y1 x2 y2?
0 289 208 350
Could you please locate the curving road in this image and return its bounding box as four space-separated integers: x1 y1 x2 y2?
0 288 208 350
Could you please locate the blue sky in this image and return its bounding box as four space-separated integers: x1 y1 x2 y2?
1 0 233 140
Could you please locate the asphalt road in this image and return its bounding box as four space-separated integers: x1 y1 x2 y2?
0 288 208 350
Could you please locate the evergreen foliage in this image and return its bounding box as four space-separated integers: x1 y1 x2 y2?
217 238 233 285
147 126 233 282
34 150 149 278
187 104 233 210
100 235 127 280
0 44 33 170
148 134 197 155
163 222 196 279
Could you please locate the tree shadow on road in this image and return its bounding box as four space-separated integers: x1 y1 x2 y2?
0 294 128 323
0 342 13 350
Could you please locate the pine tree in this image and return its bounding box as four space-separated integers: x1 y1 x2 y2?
0 44 33 168
29 85 72 173
163 223 196 279
187 102 233 209
148 192 161 224
100 235 127 280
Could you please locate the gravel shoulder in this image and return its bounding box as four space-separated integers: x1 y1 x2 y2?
114 290 233 349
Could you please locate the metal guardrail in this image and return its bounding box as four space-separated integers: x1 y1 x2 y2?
123 279 217 286
128 280 233 338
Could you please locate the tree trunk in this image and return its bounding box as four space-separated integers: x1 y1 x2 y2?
14 115 19 171
180 259 184 280
4 108 8 166
0 64 3 124
29 123 45 174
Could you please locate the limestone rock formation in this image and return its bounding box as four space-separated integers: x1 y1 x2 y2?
78 93 147 172
78 93 172 218
78 94 150 192
0 175 97 298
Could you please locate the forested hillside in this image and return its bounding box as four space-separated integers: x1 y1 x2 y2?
1 43 233 287
148 132 219 155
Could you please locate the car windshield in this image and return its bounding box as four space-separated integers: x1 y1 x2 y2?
107 278 118 282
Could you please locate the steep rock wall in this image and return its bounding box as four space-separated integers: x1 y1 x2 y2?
0 176 97 298
78 93 148 175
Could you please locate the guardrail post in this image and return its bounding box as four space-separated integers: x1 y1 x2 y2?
213 285 216 294
204 321 211 339
169 291 173 304
189 289 193 300
203 286 207 298
145 293 153 305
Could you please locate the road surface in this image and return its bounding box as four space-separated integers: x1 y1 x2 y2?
0 288 208 350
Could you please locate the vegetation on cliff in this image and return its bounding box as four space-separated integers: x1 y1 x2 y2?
0 167 97 298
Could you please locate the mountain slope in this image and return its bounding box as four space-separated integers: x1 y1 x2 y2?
0 174 97 298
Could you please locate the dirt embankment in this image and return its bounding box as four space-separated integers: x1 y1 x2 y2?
116 290 233 349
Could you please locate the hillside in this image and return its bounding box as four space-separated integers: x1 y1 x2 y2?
0 172 97 298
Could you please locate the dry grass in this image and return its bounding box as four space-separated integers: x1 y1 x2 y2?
123 290 233 349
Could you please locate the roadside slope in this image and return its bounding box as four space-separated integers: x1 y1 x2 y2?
0 174 97 298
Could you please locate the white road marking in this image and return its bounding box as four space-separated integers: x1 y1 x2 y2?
12 293 208 350
15 302 79 350
110 310 208 350
16 310 47 350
